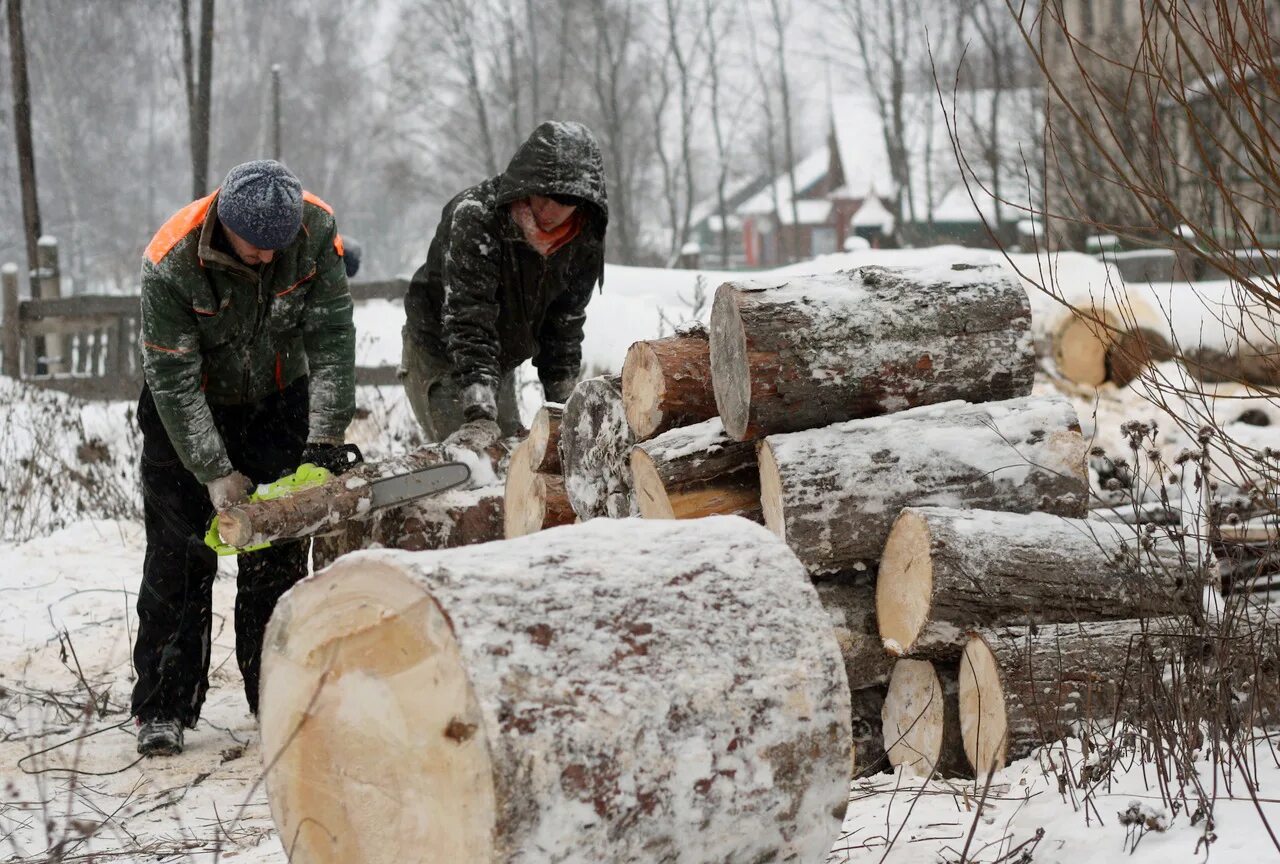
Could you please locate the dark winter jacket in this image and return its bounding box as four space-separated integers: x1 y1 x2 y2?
404 121 608 407
140 190 356 484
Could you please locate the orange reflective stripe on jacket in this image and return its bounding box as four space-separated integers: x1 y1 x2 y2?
145 192 216 265
302 191 344 256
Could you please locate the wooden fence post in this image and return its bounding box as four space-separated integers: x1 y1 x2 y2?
1 263 19 378
36 236 66 374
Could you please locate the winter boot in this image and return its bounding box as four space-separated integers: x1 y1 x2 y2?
136 718 184 756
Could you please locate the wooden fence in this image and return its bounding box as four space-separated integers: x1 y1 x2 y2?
1 238 408 401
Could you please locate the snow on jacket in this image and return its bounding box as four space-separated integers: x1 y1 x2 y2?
139 190 356 484
404 121 608 406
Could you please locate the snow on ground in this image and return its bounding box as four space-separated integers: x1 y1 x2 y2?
4 246 1280 861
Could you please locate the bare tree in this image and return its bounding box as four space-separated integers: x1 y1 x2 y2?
704 0 737 267
181 0 215 198
6 0 40 279
767 0 802 261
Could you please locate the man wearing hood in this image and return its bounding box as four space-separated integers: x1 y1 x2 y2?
403 121 608 450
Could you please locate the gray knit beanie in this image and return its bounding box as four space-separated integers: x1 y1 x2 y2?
216 160 303 250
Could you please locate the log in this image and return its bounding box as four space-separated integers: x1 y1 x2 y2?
260 517 853 864
503 438 575 539
622 325 716 440
219 443 503 548
528 403 563 475
876 507 1201 659
881 659 968 779
814 577 894 690
849 685 889 777
630 418 761 521
559 374 637 519
759 396 1089 575
709 264 1034 440
958 618 1199 774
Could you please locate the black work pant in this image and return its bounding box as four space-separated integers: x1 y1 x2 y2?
132 380 310 726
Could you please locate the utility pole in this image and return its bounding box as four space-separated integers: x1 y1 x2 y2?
271 64 282 160
7 0 41 283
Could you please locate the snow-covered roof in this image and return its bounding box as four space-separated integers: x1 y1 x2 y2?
737 147 832 216
776 200 834 226
851 196 894 230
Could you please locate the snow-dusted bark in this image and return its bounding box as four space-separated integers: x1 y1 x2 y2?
959 618 1197 774
709 264 1035 440
622 326 717 441
814 576 894 690
261 517 853 864
759 396 1089 575
877 507 1201 660
559 374 637 519
630 418 760 521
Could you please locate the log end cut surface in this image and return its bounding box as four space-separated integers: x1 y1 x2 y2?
876 510 933 656
882 659 943 777
758 440 786 543
958 636 1008 777
631 448 675 518
710 284 752 440
622 341 667 440
1054 313 1110 387
259 558 497 864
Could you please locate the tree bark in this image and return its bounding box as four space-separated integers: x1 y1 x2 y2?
622 327 715 440
630 419 760 521
261 517 853 864
710 265 1034 440
849 685 889 778
190 0 215 198
759 395 1088 575
7 0 41 280
958 618 1199 775
815 576 894 691
877 507 1202 660
560 374 636 519
881 659 969 779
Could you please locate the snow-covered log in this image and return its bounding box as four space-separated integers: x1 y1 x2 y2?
527 403 563 475
709 264 1035 440
759 396 1089 575
815 577 894 690
958 618 1198 774
560 374 637 519
877 507 1200 659
881 659 968 779
260 517 853 864
622 326 717 441
630 418 760 521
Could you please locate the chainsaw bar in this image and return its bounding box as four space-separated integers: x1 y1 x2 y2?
369 462 472 509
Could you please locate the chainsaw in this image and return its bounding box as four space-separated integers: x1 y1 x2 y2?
204 448 471 556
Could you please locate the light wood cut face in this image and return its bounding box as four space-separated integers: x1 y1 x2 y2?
710 286 751 439
876 510 933 655
630 449 675 518
882 659 943 776
757 441 786 542
622 342 667 439
959 636 1008 777
259 560 496 864
1053 313 1111 387
503 440 539 538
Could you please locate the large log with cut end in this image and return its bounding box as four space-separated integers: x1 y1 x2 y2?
560 374 637 519
881 659 968 779
260 517 853 864
759 396 1089 575
622 326 716 440
527 404 563 474
877 507 1201 660
504 437 575 539
709 264 1034 440
815 577 894 690
958 618 1198 775
631 418 761 521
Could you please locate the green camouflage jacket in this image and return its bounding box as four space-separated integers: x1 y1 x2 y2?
140 190 355 483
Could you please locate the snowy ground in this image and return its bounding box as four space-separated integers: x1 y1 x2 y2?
3 247 1280 861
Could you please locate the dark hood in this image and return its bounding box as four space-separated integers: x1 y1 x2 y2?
495 121 608 237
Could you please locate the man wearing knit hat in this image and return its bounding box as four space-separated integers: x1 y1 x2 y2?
133 160 355 756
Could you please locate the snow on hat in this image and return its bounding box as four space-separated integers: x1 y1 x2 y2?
216 160 303 250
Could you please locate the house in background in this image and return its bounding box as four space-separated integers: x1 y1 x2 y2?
692 90 1041 268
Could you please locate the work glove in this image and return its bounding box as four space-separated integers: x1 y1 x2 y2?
541 377 576 404
300 441 365 475
206 471 254 510
444 418 502 454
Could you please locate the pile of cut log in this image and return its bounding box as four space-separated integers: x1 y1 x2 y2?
515 263 1232 781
